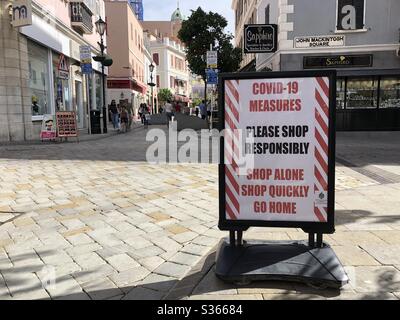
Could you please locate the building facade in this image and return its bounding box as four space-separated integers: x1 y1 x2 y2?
236 0 400 131
105 0 146 116
142 6 191 106
0 0 107 142
232 0 258 70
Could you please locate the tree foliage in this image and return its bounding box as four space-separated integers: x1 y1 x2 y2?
178 7 242 80
158 88 173 104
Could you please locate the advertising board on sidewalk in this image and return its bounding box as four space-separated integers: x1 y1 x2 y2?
219 71 336 234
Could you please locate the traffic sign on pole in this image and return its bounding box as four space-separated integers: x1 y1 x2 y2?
207 51 218 69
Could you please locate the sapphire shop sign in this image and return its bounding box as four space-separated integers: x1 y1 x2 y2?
11 0 33 28
244 24 278 53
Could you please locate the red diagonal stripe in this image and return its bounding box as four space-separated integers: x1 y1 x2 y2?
226 80 239 102
315 90 329 118
315 147 328 173
226 166 240 194
315 109 329 136
317 77 329 97
224 131 238 158
314 207 327 222
226 93 240 122
225 111 237 131
231 158 239 173
315 166 328 191
315 129 328 154
226 185 240 213
226 203 237 220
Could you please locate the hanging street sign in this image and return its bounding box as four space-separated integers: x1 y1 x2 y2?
79 45 92 64
11 0 33 28
244 24 278 53
207 51 218 69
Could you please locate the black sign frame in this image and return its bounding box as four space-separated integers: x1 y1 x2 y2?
244 24 278 53
303 54 373 69
218 70 337 234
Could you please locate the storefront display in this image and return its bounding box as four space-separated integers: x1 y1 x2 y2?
53 52 71 112
28 40 51 116
346 77 378 109
379 77 400 109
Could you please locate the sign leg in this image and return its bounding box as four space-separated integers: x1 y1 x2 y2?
308 233 315 248
229 231 236 247
317 233 324 248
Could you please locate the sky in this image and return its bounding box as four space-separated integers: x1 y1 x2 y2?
143 0 235 36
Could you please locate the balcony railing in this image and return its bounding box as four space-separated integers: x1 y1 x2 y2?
70 2 93 34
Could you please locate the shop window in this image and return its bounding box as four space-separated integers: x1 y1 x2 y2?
336 78 346 109
346 77 378 109
379 77 400 109
27 40 51 116
52 52 71 112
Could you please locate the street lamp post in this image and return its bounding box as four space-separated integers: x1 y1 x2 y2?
95 17 107 134
148 63 156 114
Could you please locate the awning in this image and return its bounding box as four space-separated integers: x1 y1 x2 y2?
173 94 190 103
132 81 147 95
107 78 147 95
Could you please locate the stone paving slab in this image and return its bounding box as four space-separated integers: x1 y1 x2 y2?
1 129 400 300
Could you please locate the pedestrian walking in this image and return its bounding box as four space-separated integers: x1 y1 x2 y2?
120 106 129 133
165 99 174 128
207 101 212 121
138 103 145 124
110 100 120 131
199 100 207 120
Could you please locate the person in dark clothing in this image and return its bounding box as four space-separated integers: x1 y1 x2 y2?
110 100 120 130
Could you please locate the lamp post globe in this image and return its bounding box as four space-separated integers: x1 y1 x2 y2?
95 17 106 36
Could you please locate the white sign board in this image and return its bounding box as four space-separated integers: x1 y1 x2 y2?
80 45 92 64
207 51 218 69
294 35 345 48
11 0 33 27
222 75 334 226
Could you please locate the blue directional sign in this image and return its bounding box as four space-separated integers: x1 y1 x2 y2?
206 69 219 85
81 63 93 75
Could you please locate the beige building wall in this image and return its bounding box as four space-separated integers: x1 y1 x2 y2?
141 21 182 43
0 1 33 141
232 0 258 69
105 1 146 112
0 0 107 142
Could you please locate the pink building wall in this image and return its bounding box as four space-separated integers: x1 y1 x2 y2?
34 0 103 48
105 0 145 87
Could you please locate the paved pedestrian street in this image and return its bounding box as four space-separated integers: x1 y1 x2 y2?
1 129 400 300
